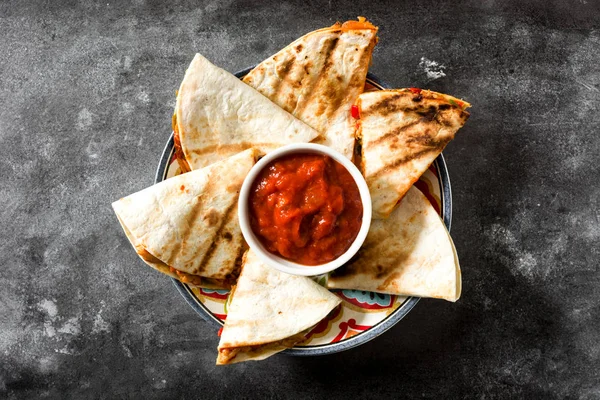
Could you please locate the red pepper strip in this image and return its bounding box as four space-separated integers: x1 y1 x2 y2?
409 87 422 94
351 104 360 119
218 327 223 336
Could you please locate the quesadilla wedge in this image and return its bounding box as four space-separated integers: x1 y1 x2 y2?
243 17 378 160
357 88 470 219
327 186 461 302
112 149 258 288
174 53 319 171
217 250 341 364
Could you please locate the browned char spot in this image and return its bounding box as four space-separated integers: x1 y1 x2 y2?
203 208 220 227
362 93 403 115
294 35 340 115
369 121 419 146
165 193 206 265
276 56 295 79
404 131 446 147
225 243 248 282
195 203 237 274
375 265 387 279
368 148 437 179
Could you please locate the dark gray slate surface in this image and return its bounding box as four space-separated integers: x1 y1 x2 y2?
1 0 599 398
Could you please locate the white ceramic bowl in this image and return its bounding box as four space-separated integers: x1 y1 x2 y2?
238 143 372 276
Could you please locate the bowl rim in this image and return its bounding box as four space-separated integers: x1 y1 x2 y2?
156 70 452 356
237 143 372 276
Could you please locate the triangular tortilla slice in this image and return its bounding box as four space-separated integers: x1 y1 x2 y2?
243 17 378 160
357 88 470 219
217 250 341 364
174 53 319 171
112 149 258 287
327 186 461 302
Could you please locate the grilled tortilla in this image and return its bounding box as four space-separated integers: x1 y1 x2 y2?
243 17 378 160
217 250 341 364
174 53 319 171
357 88 470 219
112 149 258 288
327 186 461 302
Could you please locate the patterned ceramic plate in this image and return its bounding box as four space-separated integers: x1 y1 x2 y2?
155 70 452 356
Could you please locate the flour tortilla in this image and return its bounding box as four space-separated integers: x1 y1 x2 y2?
243 17 378 159
174 53 319 171
112 149 258 287
327 186 461 302
358 88 470 219
217 250 341 364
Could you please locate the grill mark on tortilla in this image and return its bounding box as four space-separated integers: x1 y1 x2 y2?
280 53 311 112
331 249 411 283
363 94 465 117
225 243 248 281
165 190 207 266
195 202 237 274
270 55 296 109
294 35 340 115
312 38 347 118
346 36 376 91
368 121 419 146
367 148 438 179
362 94 404 115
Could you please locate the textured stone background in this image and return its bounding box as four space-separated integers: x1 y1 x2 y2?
1 0 599 398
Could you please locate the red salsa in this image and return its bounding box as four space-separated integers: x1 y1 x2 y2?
249 153 363 266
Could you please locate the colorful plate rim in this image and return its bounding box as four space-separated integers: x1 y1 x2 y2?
155 70 452 356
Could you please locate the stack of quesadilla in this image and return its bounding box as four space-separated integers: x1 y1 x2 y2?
244 17 378 160
356 88 470 219
174 54 320 171
327 186 461 302
112 149 258 288
217 250 341 364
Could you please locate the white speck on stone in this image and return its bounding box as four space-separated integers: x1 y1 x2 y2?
43 321 56 338
85 141 99 160
55 346 75 355
153 379 167 389
488 223 518 247
38 299 58 319
517 253 538 277
121 342 133 358
58 317 81 335
137 91 150 104
483 296 492 310
123 56 132 71
121 102 135 115
92 314 111 334
419 57 446 81
76 108 93 131
485 224 543 281
93 301 111 334
39 356 60 373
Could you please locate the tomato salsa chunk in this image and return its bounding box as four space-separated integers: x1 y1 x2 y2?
249 153 363 266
